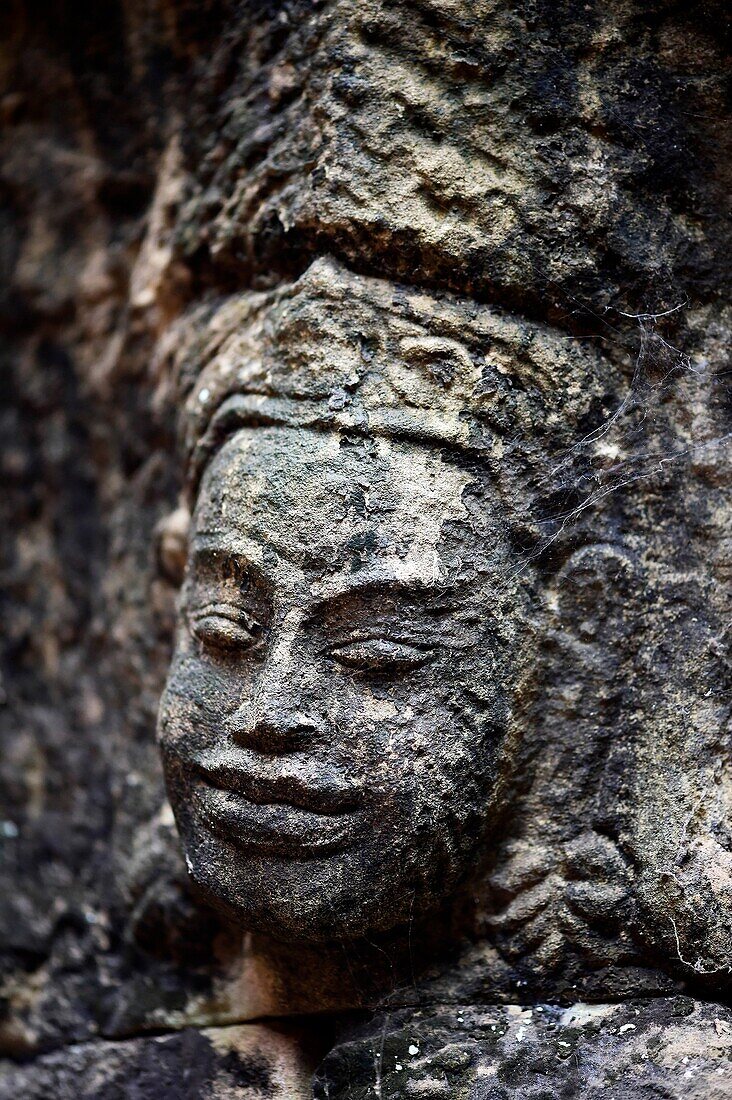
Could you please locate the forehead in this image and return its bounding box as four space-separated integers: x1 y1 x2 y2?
193 427 472 574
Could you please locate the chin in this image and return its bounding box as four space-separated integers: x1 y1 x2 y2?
178 824 434 942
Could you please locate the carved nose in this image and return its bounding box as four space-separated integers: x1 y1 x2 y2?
230 615 322 753
231 706 321 754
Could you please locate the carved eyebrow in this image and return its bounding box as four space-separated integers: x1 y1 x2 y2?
189 544 466 611
310 575 465 616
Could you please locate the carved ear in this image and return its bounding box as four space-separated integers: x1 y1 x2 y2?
547 542 641 650
154 505 190 586
529 542 644 834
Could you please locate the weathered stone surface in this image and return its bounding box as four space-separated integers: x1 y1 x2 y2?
175 0 729 321
1 0 730 1096
315 999 732 1099
0 1022 318 1099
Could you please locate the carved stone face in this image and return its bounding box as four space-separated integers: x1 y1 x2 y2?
159 425 524 941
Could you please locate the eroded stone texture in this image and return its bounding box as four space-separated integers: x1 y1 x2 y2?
174 0 729 320
0 1022 319 1099
314 999 732 1099
1 0 730 1096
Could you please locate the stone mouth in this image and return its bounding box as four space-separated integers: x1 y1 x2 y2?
191 780 366 858
191 754 365 816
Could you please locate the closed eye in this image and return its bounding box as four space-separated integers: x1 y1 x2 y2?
189 608 263 653
328 637 433 671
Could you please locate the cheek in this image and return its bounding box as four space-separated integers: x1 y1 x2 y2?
158 639 253 747
327 680 483 791
397 713 489 787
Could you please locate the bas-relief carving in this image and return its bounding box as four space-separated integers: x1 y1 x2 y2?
157 257 731 972
153 257 731 1093
159 261 531 943
158 257 616 942
3 1 729 1093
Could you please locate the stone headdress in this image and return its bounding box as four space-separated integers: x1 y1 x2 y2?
174 257 624 530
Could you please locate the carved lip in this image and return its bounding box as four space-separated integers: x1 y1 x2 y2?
190 754 366 856
192 754 364 813
192 784 365 857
